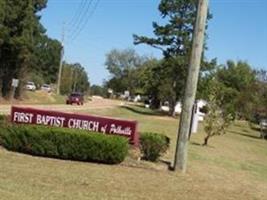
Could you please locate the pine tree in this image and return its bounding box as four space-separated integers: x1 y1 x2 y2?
133 0 212 116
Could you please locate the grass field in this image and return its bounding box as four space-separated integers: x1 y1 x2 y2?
22 91 67 104
0 104 267 200
0 91 66 105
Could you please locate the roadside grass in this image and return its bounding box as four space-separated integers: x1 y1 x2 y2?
22 91 66 104
0 91 66 105
0 104 267 199
84 105 267 177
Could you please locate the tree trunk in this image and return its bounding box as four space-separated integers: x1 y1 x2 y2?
0 75 2 98
203 135 210 146
2 74 12 98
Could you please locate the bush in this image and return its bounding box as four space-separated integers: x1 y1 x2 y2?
140 132 170 162
0 125 128 164
0 115 9 125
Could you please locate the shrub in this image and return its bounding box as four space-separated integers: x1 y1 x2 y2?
0 125 128 164
0 115 9 126
139 132 169 162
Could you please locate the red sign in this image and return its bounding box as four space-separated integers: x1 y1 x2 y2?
11 106 139 146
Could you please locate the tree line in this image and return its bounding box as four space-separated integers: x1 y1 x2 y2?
0 0 90 99
104 48 266 119
103 0 267 123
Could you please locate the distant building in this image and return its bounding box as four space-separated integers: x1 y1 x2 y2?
161 99 207 121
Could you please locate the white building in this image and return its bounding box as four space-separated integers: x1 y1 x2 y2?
161 99 207 121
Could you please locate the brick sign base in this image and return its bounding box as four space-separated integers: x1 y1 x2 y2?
11 106 139 146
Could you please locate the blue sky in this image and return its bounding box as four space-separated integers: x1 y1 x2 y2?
40 0 267 85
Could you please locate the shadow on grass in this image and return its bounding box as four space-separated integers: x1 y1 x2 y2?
229 130 261 140
158 159 174 171
190 141 216 148
250 126 261 132
121 105 169 117
190 142 202 146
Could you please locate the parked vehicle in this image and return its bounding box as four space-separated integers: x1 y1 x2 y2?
66 92 84 105
41 84 52 92
25 81 36 91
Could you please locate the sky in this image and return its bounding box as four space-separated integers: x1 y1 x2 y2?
40 0 267 85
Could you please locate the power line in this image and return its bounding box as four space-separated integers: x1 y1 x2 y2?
66 0 93 38
69 0 100 43
68 0 98 42
67 0 94 41
66 0 87 29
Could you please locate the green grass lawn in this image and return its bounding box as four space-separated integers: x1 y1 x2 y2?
22 91 67 104
0 104 267 200
0 91 67 105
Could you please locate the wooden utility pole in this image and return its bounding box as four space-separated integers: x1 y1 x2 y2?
173 0 209 173
56 23 65 95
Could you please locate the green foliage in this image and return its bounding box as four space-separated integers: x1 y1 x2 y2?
0 115 11 130
0 0 90 98
105 48 147 95
32 35 62 84
199 61 267 144
216 61 257 119
133 0 213 115
249 70 267 122
90 84 107 97
201 60 264 121
0 0 48 98
0 125 129 164
60 62 90 95
203 81 233 146
133 58 162 108
0 115 8 126
140 132 169 162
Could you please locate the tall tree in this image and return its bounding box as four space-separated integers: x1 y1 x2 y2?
0 0 48 98
90 84 107 97
254 69 267 121
133 0 212 116
60 62 90 95
216 60 257 119
32 35 62 84
198 60 262 121
105 48 146 95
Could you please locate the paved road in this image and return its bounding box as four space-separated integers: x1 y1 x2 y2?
0 98 122 115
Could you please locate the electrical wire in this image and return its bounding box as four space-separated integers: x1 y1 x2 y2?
67 0 94 41
69 0 100 43
66 0 87 29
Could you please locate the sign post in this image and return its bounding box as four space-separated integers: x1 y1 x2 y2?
11 79 19 105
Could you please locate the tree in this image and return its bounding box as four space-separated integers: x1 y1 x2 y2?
203 79 233 146
60 62 90 95
196 60 263 145
215 60 257 119
32 35 62 84
133 0 212 116
133 58 162 108
105 48 146 95
90 85 107 97
251 69 267 122
197 60 261 121
0 0 48 98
